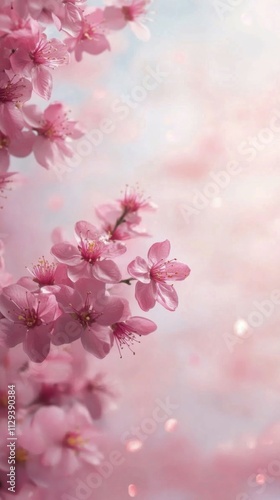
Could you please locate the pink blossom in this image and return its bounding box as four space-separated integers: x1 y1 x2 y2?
51 220 126 282
95 187 156 240
0 128 34 171
51 278 126 357
104 0 152 40
23 102 84 169
10 25 69 99
52 0 86 35
96 202 149 240
76 373 117 419
0 284 59 362
0 72 32 136
118 185 157 213
19 404 102 484
128 239 191 311
0 4 31 38
112 315 157 356
65 8 110 62
23 0 85 32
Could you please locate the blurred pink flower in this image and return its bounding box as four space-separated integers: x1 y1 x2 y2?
23 102 84 169
20 404 102 484
65 8 110 61
0 284 59 362
51 220 126 282
118 185 157 213
104 0 151 40
0 128 34 171
128 239 191 311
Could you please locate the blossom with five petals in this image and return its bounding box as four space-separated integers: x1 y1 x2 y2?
128 239 191 311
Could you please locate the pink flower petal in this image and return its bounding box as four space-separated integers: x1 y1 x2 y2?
96 296 125 325
52 314 82 345
33 136 56 169
23 325 51 363
67 261 89 281
104 6 127 29
9 130 35 157
165 261 191 281
74 277 105 302
130 21 151 41
22 104 42 128
92 259 121 283
0 103 24 136
59 448 80 475
75 220 100 240
32 66 53 100
0 284 35 320
135 281 156 311
148 239 171 264
126 316 157 335
41 445 62 467
156 282 178 311
51 242 81 265
0 319 26 347
127 256 150 282
81 325 113 358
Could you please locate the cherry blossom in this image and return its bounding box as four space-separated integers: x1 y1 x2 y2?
51 278 126 357
23 102 84 169
51 220 126 282
65 8 110 62
128 239 191 311
10 25 69 99
104 0 152 40
19 404 102 483
0 284 59 362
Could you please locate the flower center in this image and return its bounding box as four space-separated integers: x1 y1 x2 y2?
15 447 28 464
64 432 85 449
0 391 8 407
0 79 27 103
112 322 140 358
150 259 178 283
18 308 39 328
122 6 135 21
0 132 9 150
70 294 101 328
78 238 104 264
31 257 57 286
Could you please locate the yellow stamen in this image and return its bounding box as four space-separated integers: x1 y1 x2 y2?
15 447 28 463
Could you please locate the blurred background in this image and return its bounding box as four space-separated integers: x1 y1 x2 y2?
3 0 280 498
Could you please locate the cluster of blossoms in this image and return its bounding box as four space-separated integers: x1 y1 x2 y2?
0 0 152 177
0 339 117 497
0 187 190 497
0 187 190 363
